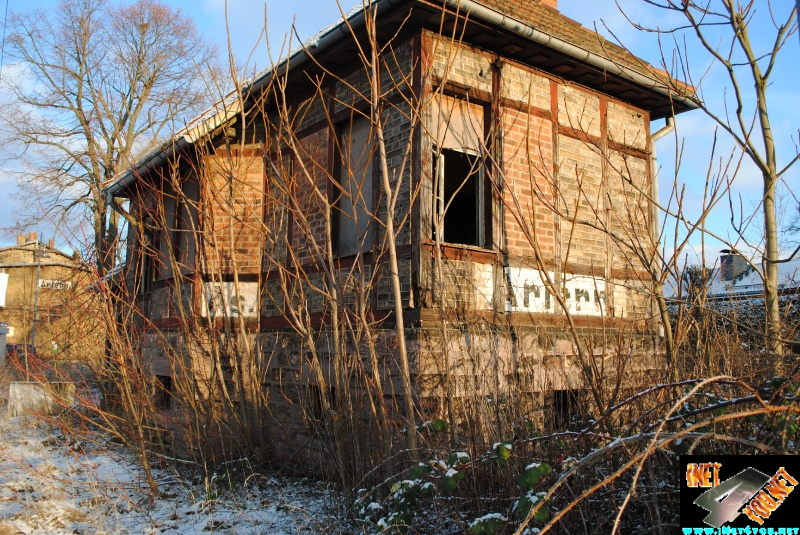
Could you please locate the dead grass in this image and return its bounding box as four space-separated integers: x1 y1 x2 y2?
0 522 23 535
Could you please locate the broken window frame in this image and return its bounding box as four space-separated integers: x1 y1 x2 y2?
430 93 492 249
142 176 199 286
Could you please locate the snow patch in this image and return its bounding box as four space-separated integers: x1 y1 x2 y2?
468 512 507 528
0 415 341 534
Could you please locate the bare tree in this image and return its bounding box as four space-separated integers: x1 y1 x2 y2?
3 0 217 274
625 0 799 368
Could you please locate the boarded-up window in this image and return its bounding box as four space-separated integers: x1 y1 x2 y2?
335 116 374 257
264 153 292 269
139 224 155 295
176 177 199 274
156 191 177 281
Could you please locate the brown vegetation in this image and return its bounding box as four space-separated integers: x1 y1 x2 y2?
2 1 798 534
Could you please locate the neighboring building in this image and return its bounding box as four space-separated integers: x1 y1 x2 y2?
0 233 91 361
104 0 696 465
707 250 800 300
666 250 800 302
665 250 800 356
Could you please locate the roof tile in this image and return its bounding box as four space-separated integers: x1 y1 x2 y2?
481 0 657 78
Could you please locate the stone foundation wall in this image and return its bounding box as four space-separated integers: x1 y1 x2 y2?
255 320 661 469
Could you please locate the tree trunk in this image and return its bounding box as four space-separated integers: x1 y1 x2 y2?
763 170 783 374
371 48 417 454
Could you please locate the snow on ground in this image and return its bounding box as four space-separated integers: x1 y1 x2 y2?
0 415 346 534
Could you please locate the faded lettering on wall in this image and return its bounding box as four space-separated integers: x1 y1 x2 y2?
505 267 607 316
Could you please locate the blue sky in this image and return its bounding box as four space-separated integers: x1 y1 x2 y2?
0 0 797 268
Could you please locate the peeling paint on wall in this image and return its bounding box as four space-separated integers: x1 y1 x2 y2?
202 282 259 318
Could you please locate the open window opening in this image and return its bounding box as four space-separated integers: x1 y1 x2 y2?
433 148 488 247
551 389 581 430
155 374 173 410
308 384 337 422
333 115 374 257
431 94 490 248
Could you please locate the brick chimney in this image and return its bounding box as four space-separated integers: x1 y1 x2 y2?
28 231 38 242
16 234 25 244
539 0 557 9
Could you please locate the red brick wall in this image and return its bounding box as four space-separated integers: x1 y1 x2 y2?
290 128 331 266
202 148 265 275
501 106 555 259
424 32 654 318
557 133 606 270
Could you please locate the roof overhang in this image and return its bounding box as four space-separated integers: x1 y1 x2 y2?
105 0 696 199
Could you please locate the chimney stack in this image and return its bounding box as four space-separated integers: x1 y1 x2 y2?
28 231 38 242
16 234 25 245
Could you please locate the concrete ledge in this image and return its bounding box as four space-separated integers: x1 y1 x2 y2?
7 382 75 417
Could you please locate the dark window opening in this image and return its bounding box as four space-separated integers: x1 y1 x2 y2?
308 384 336 421
433 148 489 248
551 389 581 430
155 375 173 410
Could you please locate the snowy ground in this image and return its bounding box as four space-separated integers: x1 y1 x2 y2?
0 415 349 534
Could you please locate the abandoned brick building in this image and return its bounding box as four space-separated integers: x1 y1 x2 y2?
105 0 695 466
0 233 92 361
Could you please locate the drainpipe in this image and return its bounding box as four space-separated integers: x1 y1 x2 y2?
107 192 124 217
650 117 674 242
649 117 675 362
